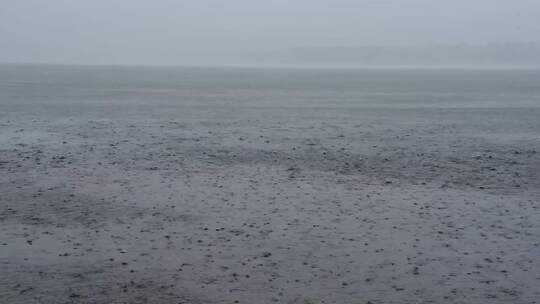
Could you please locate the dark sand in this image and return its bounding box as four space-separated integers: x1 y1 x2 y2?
1 66 540 303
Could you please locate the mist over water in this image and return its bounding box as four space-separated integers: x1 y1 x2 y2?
1 64 540 110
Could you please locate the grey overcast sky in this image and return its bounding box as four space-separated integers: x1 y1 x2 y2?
1 0 539 65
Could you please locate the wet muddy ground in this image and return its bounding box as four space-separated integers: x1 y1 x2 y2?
1 101 540 303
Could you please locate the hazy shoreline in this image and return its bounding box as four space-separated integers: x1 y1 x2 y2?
3 62 540 71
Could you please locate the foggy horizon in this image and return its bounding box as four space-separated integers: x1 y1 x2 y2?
2 1 540 66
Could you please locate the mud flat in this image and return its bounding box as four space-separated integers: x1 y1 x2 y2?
1 65 540 303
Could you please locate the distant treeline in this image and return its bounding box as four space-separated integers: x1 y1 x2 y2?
258 43 540 66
